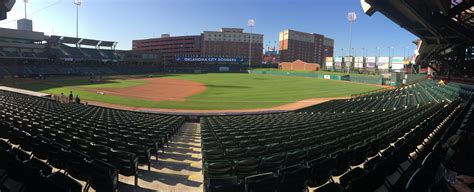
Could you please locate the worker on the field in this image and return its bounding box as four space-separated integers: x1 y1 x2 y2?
60 92 65 103
69 91 74 103
75 95 81 104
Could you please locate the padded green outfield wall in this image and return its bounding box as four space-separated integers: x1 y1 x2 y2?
250 70 350 81
250 70 380 85
349 75 383 85
405 74 427 84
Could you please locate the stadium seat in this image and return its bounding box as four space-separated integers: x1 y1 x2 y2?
246 146 266 157
204 148 225 161
245 172 281 192
65 150 93 185
264 143 283 155
315 182 343 192
284 150 307 166
330 149 351 176
339 167 365 187
207 176 243 192
0 139 12 151
89 143 112 163
278 164 310 192
364 155 382 171
204 160 233 178
47 143 70 171
11 147 32 161
258 153 285 173
110 149 139 186
31 136 51 160
47 172 83 192
307 156 335 187
225 148 247 159
25 156 53 176
234 158 260 178
87 159 119 192
128 143 152 170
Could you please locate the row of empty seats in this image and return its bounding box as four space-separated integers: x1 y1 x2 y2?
300 80 459 113
0 62 164 77
0 90 184 191
201 80 472 192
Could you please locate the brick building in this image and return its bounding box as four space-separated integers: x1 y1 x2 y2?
201 28 263 65
132 28 264 65
278 29 334 65
279 59 320 71
323 37 334 58
132 34 201 64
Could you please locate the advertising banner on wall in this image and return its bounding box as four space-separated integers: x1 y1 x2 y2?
176 57 244 64
334 57 343 69
354 57 364 68
344 56 353 69
391 57 404 70
377 57 390 69
343 56 353 62
325 57 333 67
366 57 376 68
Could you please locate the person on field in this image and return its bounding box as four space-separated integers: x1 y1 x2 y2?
60 92 65 103
69 91 74 103
75 95 81 104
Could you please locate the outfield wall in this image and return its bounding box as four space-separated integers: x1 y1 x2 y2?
250 70 350 80
250 70 381 84
250 70 426 86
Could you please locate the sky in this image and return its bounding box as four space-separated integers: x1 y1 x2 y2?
0 0 418 57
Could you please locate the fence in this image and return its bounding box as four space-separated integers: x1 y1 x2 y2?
249 70 350 81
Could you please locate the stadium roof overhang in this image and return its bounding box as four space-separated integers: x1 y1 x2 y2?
48 35 62 43
61 36 81 44
98 41 116 48
362 0 473 72
47 36 117 49
79 39 100 46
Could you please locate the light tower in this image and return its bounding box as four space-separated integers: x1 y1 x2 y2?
347 12 357 73
74 0 82 38
347 12 357 56
23 0 27 19
247 19 255 70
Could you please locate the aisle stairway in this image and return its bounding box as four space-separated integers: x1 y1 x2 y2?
118 122 203 192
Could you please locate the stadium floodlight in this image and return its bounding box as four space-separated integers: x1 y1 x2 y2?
74 0 82 38
248 19 255 70
74 0 81 5
347 12 356 74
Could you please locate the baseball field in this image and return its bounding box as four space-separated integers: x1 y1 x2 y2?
7 73 382 110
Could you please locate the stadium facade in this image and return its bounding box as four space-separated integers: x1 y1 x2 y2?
278 29 334 65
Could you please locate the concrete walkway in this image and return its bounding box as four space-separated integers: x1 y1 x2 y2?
118 122 203 192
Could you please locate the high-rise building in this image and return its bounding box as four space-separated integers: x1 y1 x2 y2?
278 29 334 65
132 34 201 64
132 28 264 65
323 37 334 58
202 28 263 65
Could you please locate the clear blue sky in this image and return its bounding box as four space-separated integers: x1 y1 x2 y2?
0 0 418 57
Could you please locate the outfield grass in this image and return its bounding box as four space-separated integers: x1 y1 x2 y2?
12 73 381 110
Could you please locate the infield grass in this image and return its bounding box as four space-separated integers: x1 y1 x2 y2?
11 73 381 110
